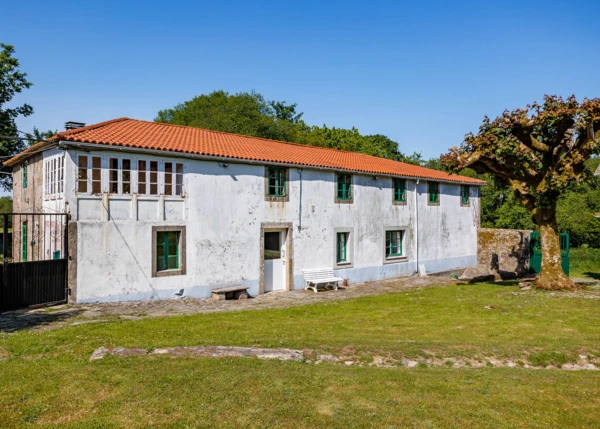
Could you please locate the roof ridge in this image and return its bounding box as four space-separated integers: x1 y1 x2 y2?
50 117 130 141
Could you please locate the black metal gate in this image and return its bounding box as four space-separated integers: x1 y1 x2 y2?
0 213 69 312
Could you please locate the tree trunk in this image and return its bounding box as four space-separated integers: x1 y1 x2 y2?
533 205 575 290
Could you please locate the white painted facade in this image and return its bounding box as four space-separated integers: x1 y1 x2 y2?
39 145 480 303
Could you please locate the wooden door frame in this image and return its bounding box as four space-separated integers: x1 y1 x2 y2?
259 222 293 294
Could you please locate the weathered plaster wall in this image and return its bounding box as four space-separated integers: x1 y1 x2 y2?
477 228 532 276
62 148 480 303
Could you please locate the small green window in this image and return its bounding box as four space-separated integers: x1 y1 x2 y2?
22 224 28 262
393 178 406 202
428 182 439 204
267 167 287 197
385 230 403 258
22 165 28 189
337 174 352 200
157 231 180 272
337 232 348 263
461 185 470 205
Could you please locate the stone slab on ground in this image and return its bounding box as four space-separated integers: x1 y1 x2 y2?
90 345 304 362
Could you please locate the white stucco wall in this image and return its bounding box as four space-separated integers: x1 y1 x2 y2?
62 148 479 303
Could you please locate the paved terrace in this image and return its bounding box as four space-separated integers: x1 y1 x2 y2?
0 276 454 332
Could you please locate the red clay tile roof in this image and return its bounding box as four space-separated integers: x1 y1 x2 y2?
6 118 485 184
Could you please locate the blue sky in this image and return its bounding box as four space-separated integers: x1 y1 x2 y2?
3 0 600 160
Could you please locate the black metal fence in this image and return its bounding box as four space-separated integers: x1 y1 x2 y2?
1 213 69 312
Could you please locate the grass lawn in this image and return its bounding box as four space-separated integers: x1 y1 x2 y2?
570 247 600 279
1 283 599 427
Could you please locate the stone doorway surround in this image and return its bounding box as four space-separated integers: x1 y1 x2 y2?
259 222 294 295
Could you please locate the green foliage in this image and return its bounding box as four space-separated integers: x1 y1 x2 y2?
156 90 404 160
0 44 33 191
569 247 600 279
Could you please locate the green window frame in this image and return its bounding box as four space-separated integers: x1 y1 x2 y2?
22 224 28 262
267 167 287 197
337 174 352 200
428 182 439 204
385 230 403 258
156 231 180 272
393 178 406 203
22 165 28 189
336 232 348 263
461 185 470 205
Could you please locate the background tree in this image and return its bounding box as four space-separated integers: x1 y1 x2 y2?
156 90 408 161
0 44 33 191
442 95 600 290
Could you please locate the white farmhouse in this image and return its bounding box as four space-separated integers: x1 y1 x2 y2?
6 118 485 303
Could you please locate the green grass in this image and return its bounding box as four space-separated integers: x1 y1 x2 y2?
1 283 599 427
570 247 600 279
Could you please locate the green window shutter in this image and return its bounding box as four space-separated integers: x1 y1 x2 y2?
461 185 470 205
393 178 406 202
337 232 348 263
22 165 28 189
385 230 403 258
22 224 28 262
428 182 439 203
268 168 286 197
157 231 180 272
337 175 352 200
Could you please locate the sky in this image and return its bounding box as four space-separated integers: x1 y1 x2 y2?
3 0 600 161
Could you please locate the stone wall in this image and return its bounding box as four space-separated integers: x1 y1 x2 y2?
477 228 532 277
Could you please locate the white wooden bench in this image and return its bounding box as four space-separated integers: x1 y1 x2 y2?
302 268 343 293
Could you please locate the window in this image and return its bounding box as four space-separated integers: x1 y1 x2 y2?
44 156 65 197
109 158 119 193
336 232 348 263
267 167 286 197
461 185 470 205
22 223 28 262
393 178 406 203
336 174 352 201
150 161 158 195
77 155 101 194
77 156 88 193
165 162 184 196
428 182 439 204
22 165 28 189
91 156 101 194
122 159 131 194
385 230 403 258
157 231 180 271
152 226 186 277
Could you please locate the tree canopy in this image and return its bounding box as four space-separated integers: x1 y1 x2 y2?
0 44 33 191
155 90 406 161
442 95 600 290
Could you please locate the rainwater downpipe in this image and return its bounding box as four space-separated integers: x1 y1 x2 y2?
414 179 420 275
297 168 303 232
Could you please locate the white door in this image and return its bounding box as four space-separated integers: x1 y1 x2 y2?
264 230 286 292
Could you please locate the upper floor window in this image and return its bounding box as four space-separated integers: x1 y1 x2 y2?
44 156 64 197
109 158 131 194
428 182 440 205
461 185 470 206
393 178 406 203
336 174 352 202
164 162 184 196
77 155 101 194
267 167 287 197
138 160 158 195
